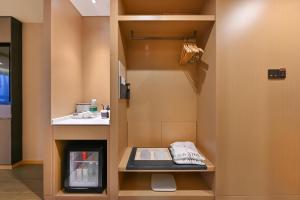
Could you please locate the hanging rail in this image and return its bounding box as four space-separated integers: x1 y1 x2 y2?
130 30 197 41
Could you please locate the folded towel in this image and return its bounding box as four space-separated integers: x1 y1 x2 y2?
170 147 205 161
172 158 205 165
170 141 205 166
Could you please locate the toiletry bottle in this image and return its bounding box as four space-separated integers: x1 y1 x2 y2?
89 99 98 112
82 167 88 183
88 162 93 182
76 167 82 182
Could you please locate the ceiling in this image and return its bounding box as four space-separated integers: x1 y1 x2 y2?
70 0 110 16
0 0 43 23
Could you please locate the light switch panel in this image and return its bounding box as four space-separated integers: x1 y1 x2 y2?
268 68 286 80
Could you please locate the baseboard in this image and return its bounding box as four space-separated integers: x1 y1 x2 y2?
0 160 43 170
21 160 43 165
0 164 13 169
44 195 54 200
12 161 23 168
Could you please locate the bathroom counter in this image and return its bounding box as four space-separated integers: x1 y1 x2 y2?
52 115 110 126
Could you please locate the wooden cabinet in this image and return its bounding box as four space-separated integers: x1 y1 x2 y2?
119 173 214 200
51 126 109 200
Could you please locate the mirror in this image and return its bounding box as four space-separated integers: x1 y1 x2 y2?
0 44 10 104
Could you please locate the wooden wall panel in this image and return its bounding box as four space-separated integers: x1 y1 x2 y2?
117 28 129 159
196 25 216 163
201 0 216 15
109 0 128 199
82 17 110 105
23 23 44 161
43 0 53 196
128 121 197 147
118 100 129 156
127 68 197 147
216 0 300 198
128 121 161 147
162 121 196 147
51 0 83 118
52 126 108 140
127 70 197 121
120 0 207 15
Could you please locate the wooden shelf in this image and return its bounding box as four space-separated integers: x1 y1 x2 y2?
119 190 214 200
120 0 214 15
55 190 107 200
119 18 214 45
118 15 216 22
119 147 215 172
119 172 214 200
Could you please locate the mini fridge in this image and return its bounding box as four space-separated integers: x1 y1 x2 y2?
63 142 106 193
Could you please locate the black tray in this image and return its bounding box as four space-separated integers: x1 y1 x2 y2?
126 147 207 170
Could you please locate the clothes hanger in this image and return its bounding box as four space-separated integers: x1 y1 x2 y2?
180 40 204 65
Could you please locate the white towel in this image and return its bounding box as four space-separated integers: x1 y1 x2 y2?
172 158 205 165
170 142 205 165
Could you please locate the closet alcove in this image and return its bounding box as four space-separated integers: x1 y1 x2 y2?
110 0 216 199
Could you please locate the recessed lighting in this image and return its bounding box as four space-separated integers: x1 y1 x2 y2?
91 0 97 4
0 62 3 65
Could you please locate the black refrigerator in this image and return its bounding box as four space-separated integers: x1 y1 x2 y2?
63 142 106 193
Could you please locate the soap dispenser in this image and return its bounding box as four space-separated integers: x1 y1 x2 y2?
89 99 98 113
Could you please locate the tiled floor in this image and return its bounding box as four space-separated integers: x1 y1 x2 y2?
0 165 43 200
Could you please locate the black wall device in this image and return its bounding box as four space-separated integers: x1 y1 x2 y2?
120 78 130 100
268 68 286 80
